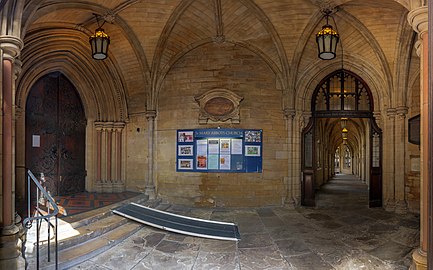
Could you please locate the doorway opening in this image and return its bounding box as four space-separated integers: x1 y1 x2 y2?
25 72 86 198
301 69 382 207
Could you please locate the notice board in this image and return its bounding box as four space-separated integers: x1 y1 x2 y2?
176 128 262 173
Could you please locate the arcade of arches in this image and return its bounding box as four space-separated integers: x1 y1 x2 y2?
0 0 432 268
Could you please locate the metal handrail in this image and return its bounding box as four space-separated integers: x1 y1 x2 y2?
23 169 59 270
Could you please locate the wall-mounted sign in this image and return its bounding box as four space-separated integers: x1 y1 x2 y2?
32 135 40 147
408 114 420 145
176 128 262 173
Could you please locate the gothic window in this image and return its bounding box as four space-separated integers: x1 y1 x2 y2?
334 147 340 168
358 87 370 110
312 70 372 113
315 88 327 111
344 145 351 169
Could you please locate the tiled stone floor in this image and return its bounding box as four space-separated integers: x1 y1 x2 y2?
71 174 419 269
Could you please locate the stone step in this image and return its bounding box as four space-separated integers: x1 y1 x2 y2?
24 194 159 269
25 194 148 253
30 221 143 270
59 193 149 229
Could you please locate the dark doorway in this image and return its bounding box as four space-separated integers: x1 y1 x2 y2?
25 72 86 196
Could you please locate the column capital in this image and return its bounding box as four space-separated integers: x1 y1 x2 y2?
407 6 428 38
145 110 157 120
396 106 409 118
0 36 23 61
386 108 397 118
283 108 296 119
113 121 125 132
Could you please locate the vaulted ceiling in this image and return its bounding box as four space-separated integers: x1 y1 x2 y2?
15 0 420 119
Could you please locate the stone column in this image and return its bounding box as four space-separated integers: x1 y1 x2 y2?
407 6 428 269
428 3 433 268
2 54 15 231
0 35 25 269
115 125 122 181
284 109 295 207
145 110 156 199
112 122 125 192
95 124 103 182
106 127 112 181
383 108 396 211
395 106 408 213
94 122 125 193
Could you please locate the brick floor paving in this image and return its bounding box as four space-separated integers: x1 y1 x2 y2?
71 174 419 270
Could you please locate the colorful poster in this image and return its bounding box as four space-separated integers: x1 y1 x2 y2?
231 139 242 154
208 155 219 170
220 139 231 154
208 139 219 154
178 131 194 142
220 154 231 170
245 130 261 142
178 159 193 170
197 155 207 169
178 145 193 156
245 145 261 156
197 139 208 155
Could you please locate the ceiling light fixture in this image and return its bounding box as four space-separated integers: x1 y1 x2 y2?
316 10 339 60
89 13 110 60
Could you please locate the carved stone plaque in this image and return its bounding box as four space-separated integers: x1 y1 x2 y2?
204 97 235 116
195 89 243 124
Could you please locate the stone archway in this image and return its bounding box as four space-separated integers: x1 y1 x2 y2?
301 69 382 207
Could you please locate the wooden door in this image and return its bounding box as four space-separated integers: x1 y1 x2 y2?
369 119 382 207
301 119 315 206
26 72 86 196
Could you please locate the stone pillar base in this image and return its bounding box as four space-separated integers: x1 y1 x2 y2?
94 181 125 193
411 248 427 270
283 196 296 208
384 199 396 212
0 226 26 270
395 200 408 214
145 186 156 200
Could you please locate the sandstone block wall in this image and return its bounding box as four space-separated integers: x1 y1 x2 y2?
155 42 288 207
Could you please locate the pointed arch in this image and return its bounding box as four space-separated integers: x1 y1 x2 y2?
311 69 375 117
17 27 128 122
20 1 151 114
151 0 290 110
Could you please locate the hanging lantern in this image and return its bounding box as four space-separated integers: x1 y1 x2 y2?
340 117 348 129
89 27 110 60
316 12 340 60
342 127 348 140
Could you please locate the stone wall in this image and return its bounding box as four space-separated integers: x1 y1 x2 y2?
125 114 149 193
156 42 288 207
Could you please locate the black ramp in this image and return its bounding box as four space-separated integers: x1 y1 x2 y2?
113 203 241 241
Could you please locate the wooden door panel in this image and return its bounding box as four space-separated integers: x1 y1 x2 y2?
58 75 86 195
301 119 315 206
26 74 59 195
369 120 382 207
26 72 85 196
